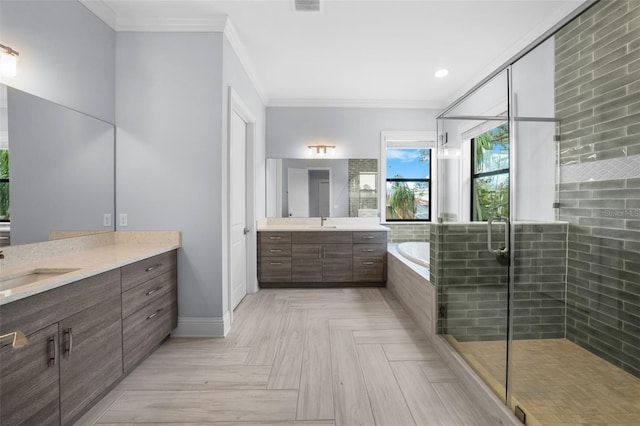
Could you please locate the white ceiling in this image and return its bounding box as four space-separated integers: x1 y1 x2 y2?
82 0 587 108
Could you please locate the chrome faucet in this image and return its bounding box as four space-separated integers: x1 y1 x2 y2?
321 216 328 227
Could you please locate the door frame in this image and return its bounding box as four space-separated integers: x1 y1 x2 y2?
227 87 256 327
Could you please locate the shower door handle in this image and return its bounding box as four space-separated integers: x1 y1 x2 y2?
487 216 510 264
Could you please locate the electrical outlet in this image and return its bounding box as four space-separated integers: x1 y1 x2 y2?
119 213 128 227
103 213 112 227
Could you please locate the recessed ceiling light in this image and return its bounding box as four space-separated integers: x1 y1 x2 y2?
435 69 449 78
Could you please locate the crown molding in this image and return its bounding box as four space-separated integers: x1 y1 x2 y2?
116 15 229 32
77 1 268 104
222 21 269 104
267 98 445 110
79 0 117 29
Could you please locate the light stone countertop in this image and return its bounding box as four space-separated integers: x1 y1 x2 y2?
0 231 180 305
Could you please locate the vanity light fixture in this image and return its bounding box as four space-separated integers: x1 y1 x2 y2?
308 144 336 157
0 44 19 77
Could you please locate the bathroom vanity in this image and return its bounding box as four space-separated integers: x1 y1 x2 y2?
257 219 388 287
0 231 180 425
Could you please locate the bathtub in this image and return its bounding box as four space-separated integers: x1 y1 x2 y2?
398 241 430 268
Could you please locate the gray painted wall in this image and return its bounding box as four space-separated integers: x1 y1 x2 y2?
116 32 225 321
116 32 266 329
266 107 439 159
0 0 116 123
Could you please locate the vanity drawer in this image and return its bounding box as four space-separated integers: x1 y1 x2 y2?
352 243 386 257
352 231 387 244
260 232 292 244
292 231 352 245
261 242 292 257
122 269 177 319
260 257 292 282
122 288 177 373
121 251 177 292
353 256 386 282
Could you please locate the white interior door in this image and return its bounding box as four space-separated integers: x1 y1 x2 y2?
288 168 309 217
230 111 247 310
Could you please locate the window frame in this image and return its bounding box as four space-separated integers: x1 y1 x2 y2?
380 131 437 224
469 126 510 222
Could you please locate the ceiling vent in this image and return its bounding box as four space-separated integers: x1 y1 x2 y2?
294 0 322 12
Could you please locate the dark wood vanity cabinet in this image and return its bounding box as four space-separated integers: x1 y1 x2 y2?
121 251 178 374
259 232 292 282
291 232 353 282
0 250 178 425
59 294 123 425
0 270 122 426
0 323 60 426
258 230 387 286
352 231 387 282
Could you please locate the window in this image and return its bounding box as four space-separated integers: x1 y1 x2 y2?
471 123 509 221
381 132 437 223
0 148 8 222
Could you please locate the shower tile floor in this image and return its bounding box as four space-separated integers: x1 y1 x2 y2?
449 337 640 425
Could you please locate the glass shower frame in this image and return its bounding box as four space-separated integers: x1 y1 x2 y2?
436 63 561 419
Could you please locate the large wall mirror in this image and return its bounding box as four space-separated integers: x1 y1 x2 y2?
265 158 378 218
0 84 115 246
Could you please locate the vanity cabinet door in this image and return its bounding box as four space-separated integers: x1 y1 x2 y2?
323 244 353 282
291 244 323 282
59 295 123 426
0 323 60 426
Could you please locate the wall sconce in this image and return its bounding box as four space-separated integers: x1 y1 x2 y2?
308 145 336 157
0 44 19 77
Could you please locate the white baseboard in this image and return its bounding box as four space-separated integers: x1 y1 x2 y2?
171 312 231 337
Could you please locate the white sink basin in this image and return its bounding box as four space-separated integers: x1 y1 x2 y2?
0 268 80 291
307 225 338 229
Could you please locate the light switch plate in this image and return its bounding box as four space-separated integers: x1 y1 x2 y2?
103 213 112 227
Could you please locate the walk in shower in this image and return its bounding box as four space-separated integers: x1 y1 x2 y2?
433 2 640 423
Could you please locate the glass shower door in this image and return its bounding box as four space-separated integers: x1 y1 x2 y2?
435 70 512 405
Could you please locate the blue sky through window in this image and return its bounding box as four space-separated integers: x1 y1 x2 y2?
386 148 431 179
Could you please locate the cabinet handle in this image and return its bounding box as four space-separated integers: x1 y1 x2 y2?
363 261 375 265
146 308 163 320
269 236 282 240
63 328 73 356
0 330 28 348
363 249 375 252
146 285 163 296
145 263 163 272
365 236 375 239
270 262 282 265
48 335 58 366
269 249 282 253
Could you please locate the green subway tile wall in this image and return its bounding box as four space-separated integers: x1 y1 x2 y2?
556 0 640 378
